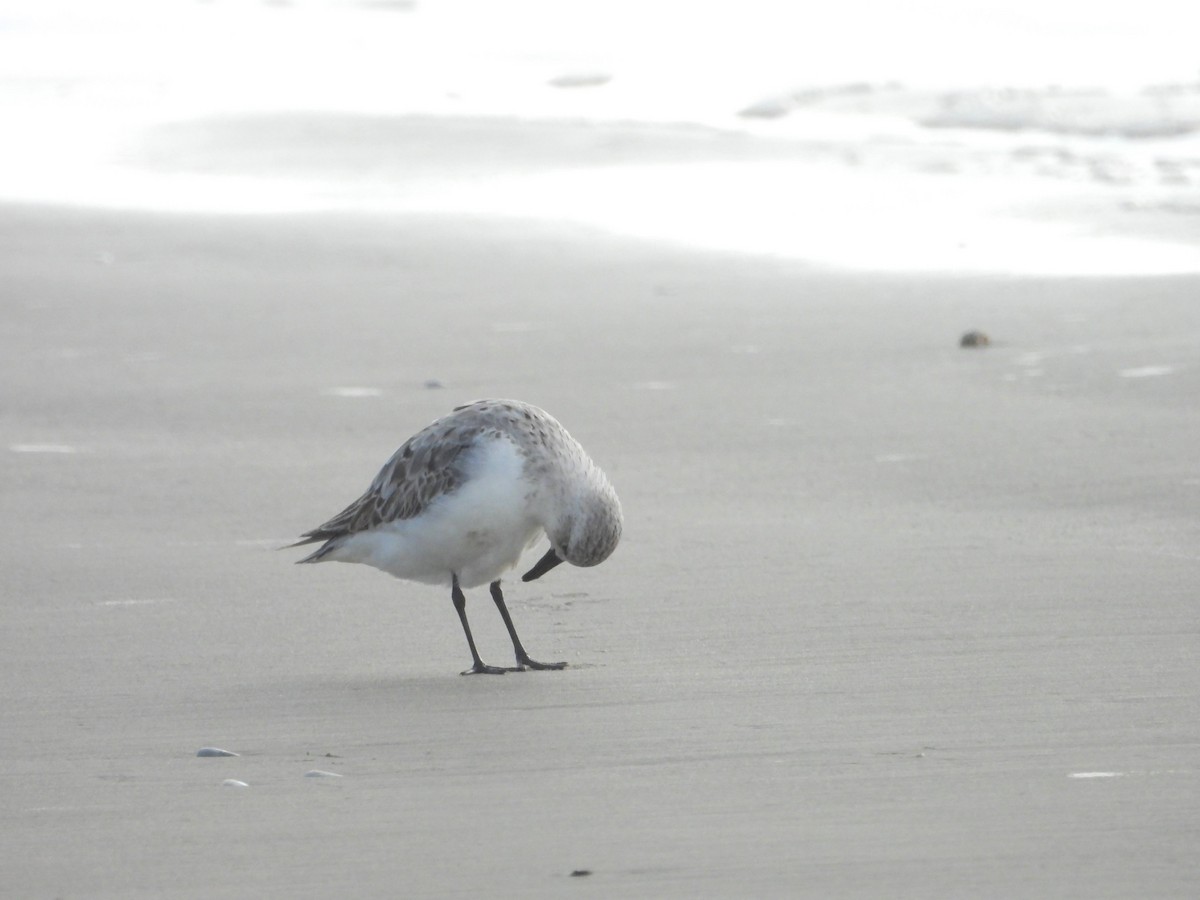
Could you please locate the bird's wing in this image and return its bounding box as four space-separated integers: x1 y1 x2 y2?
292 419 481 548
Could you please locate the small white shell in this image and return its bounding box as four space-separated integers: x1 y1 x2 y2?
196 747 239 757
222 779 250 788
304 770 343 779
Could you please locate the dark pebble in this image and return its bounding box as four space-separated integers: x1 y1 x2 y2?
960 330 990 348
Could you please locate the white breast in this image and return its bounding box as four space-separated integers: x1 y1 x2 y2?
323 435 544 589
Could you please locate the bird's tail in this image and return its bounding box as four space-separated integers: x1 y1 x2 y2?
283 533 340 563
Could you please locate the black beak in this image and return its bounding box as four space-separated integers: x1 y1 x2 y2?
522 548 564 582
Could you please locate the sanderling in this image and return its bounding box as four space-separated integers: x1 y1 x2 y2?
292 399 622 675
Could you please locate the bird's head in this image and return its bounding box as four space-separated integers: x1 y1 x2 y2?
523 478 622 582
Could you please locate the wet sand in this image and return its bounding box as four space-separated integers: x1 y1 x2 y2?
2 201 1198 897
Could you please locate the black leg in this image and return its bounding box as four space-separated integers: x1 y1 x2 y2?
452 574 509 675
490 581 567 671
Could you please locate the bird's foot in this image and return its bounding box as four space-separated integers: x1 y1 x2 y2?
516 655 568 671
460 662 514 676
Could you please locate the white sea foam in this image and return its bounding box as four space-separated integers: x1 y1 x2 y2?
1118 365 1176 378
2 0 1198 274
98 598 178 608
402 161 1200 275
322 387 384 398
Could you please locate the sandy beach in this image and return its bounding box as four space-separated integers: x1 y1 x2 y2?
2 111 1199 897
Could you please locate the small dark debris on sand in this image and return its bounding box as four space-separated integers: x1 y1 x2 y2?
960 330 990 348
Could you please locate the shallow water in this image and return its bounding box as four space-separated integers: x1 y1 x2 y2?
2 0 1199 272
